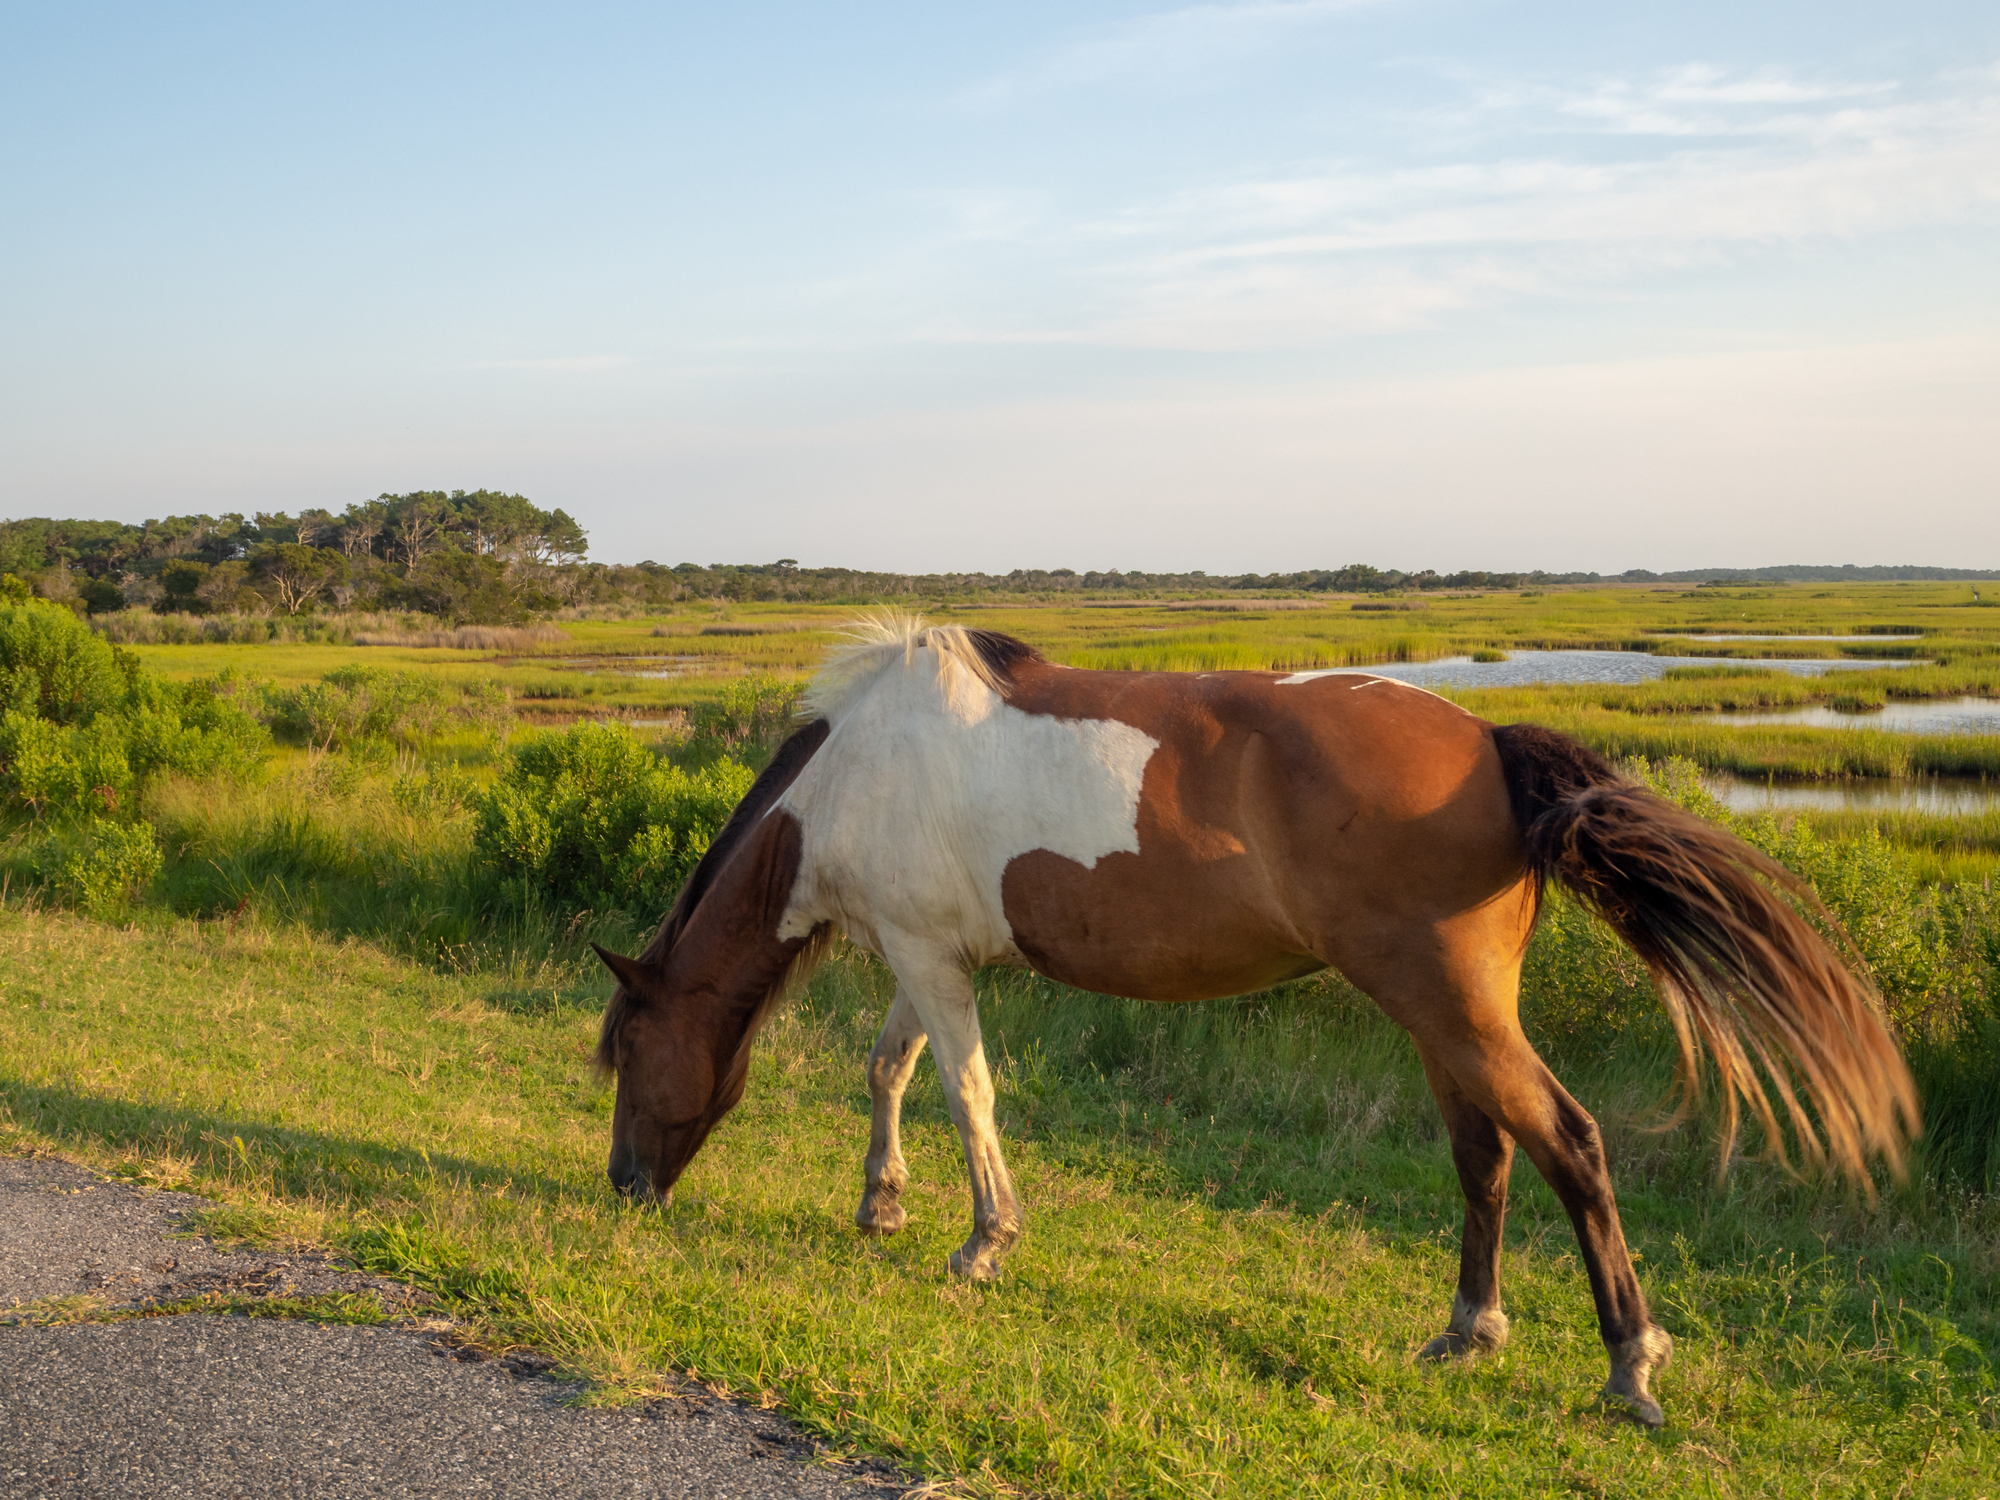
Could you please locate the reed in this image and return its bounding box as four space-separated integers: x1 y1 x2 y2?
352 623 568 651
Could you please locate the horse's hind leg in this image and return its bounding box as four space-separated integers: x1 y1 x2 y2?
857 987 927 1236
1428 1025 1674 1426
1413 1042 1515 1361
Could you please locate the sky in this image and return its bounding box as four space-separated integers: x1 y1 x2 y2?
3 2 1997 574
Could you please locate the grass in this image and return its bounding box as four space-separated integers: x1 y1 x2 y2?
2 907 1995 1497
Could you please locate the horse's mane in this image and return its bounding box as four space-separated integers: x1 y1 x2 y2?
593 717 829 1071
593 616 1044 1073
803 611 1043 726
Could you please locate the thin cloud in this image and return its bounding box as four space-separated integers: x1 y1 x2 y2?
1550 64 1902 138
954 0 1393 106
916 61 2000 350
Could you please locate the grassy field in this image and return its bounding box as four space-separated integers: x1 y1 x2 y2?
2 579 1997 1495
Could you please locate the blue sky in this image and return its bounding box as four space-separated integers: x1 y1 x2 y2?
4 2 1997 572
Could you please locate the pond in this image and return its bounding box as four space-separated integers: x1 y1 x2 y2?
1707 697 2000 736
1705 774 2000 816
1299 650 1917 689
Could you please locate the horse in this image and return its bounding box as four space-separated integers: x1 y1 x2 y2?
591 617 1916 1427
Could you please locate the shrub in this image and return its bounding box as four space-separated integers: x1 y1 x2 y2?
682 674 802 767
266 667 449 750
29 817 164 915
265 667 510 752
0 600 267 820
474 722 752 918
0 712 136 819
0 600 126 724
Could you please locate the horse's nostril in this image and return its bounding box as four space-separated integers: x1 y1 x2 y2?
607 1143 639 1194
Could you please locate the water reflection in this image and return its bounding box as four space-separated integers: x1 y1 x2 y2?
1303 650 1916 689
1708 697 2000 736
1706 774 2000 816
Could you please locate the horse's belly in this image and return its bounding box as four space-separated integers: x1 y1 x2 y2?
999 845 1324 1002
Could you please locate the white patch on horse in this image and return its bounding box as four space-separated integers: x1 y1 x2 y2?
1275 668 1465 709
774 637 1158 963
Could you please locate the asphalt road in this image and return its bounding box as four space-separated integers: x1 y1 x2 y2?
0 1158 914 1499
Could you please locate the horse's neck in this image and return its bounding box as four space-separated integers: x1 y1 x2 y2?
662 809 814 1057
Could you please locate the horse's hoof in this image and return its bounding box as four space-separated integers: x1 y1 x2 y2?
1418 1297 1509 1361
1602 1325 1674 1428
947 1244 1001 1281
1601 1389 1666 1429
854 1196 907 1236
947 1226 1016 1281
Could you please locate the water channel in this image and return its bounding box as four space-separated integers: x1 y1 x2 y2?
1705 774 2000 816
1315 650 1916 690
1707 697 2000 736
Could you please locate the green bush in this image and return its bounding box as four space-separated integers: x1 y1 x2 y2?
681 673 802 768
0 599 126 724
0 601 266 821
28 817 164 915
474 722 752 918
0 712 137 818
266 667 509 751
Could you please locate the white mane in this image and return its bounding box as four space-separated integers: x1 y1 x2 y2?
803 612 1017 725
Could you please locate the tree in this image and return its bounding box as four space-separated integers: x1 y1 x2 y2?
195 561 255 614
79 576 125 615
523 507 588 565
159 560 208 613
395 551 522 625
452 491 540 557
338 500 388 559
249 543 345 615
294 508 337 548
253 511 297 545
389 493 452 567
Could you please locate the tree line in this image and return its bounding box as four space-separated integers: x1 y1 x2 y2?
0 493 588 621
4 497 1994 622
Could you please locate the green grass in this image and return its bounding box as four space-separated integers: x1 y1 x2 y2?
2 907 1995 1497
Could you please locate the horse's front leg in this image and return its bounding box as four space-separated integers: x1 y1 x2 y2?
883 944 1021 1280
856 987 927 1236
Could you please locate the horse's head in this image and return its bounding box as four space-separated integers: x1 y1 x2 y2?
591 944 751 1207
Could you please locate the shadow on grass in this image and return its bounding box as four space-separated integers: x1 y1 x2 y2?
0 1075 593 1211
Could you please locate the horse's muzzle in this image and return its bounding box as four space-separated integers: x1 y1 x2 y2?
607 1144 673 1208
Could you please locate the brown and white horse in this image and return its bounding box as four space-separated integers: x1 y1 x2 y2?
592 618 1915 1427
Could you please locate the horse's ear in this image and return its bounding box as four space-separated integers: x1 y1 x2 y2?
592 944 661 995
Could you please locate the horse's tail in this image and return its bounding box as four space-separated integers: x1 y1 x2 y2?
1490 723 1918 1189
